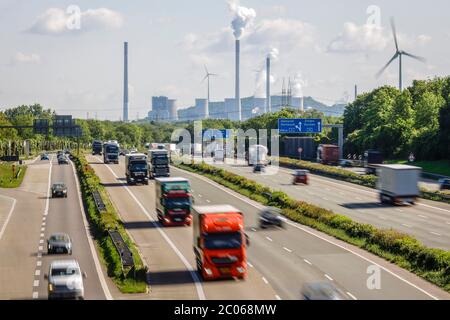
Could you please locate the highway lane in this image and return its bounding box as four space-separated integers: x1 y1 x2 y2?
31 155 109 300
91 155 449 300
87 154 278 300
207 159 450 250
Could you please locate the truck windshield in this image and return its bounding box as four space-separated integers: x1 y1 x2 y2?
106 146 119 153
204 232 242 250
131 162 147 171
153 156 168 165
164 197 191 208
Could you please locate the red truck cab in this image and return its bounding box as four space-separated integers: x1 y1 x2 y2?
155 178 192 226
193 205 249 281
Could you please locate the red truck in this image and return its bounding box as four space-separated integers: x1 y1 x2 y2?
317 144 340 165
155 178 192 227
193 205 249 281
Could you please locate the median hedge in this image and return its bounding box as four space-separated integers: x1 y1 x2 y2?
176 161 450 292
73 154 148 293
279 157 450 204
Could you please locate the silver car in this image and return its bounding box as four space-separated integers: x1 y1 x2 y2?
301 282 347 300
47 233 72 255
45 260 86 300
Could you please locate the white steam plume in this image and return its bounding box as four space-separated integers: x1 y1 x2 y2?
228 0 256 39
292 73 308 97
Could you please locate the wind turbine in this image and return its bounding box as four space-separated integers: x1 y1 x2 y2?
376 18 426 91
202 65 218 118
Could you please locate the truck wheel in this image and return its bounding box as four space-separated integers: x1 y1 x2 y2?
145 181 149 185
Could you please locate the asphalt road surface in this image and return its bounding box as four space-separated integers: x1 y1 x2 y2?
89 155 449 300
208 159 450 251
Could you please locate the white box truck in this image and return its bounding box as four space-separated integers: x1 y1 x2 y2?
377 164 421 205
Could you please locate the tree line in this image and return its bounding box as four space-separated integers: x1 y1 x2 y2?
344 77 450 161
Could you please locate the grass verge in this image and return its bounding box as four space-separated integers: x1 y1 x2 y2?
0 163 27 188
73 154 148 293
174 160 450 293
386 159 450 177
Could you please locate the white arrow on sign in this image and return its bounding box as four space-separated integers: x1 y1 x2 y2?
318 121 321 132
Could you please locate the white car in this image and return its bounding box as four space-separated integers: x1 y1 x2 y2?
45 260 86 300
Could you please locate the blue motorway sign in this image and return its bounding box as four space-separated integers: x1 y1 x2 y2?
278 118 322 134
202 129 230 140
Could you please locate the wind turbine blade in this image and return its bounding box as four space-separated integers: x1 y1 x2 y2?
204 64 209 75
402 51 426 63
201 74 208 83
376 53 399 78
390 17 399 52
210 73 219 76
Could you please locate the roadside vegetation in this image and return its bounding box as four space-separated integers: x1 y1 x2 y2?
386 159 450 177
174 160 450 292
0 163 26 188
73 154 148 293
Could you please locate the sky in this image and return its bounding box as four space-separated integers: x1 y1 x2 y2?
1 0 450 120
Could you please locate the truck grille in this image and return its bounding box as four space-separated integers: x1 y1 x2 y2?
211 256 238 265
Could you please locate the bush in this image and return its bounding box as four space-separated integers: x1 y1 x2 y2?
177 160 450 292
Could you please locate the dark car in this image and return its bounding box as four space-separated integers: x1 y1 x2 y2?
439 178 450 191
41 153 50 161
253 164 265 173
58 156 69 165
258 207 284 229
51 183 67 198
57 151 63 157
64 149 71 155
301 282 347 300
47 233 72 255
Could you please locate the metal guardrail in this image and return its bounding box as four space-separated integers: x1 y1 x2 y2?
108 230 135 270
92 190 106 212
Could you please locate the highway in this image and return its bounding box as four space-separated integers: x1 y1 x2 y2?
0 155 110 300
88 155 450 300
208 159 450 251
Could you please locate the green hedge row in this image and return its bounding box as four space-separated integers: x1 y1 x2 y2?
178 161 450 292
73 154 148 293
279 157 450 204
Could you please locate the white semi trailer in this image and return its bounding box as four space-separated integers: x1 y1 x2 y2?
377 164 421 205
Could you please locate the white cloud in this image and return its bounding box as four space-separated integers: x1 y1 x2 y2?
417 34 432 45
13 52 41 64
28 7 123 35
327 22 388 53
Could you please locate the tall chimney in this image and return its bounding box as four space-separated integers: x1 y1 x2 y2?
123 42 129 122
354 85 358 101
235 39 241 121
266 56 271 113
300 96 304 112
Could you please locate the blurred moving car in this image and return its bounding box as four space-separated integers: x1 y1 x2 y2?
47 233 72 255
292 170 309 185
259 207 284 229
301 282 347 300
439 178 450 191
51 183 67 198
41 153 50 161
58 156 69 165
45 260 86 300
253 164 265 173
339 159 353 167
64 149 71 155
119 149 129 156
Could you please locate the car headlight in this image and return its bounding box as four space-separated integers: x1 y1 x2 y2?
236 267 245 273
48 283 53 292
63 190 67 193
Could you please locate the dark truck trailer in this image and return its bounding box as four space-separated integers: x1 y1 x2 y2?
92 140 103 155
155 177 192 226
148 149 170 178
125 153 149 185
364 150 384 175
282 137 317 160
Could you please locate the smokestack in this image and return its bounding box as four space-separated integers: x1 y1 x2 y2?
266 56 271 113
235 39 241 121
300 96 304 112
354 85 358 101
123 42 129 122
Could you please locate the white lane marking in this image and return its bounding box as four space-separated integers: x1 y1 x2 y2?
40 227 44 232
265 236 273 242
206 199 210 203
70 160 113 300
251 228 257 232
100 158 206 300
396 209 404 212
0 196 16 242
262 277 269 284
35 270 40 276
303 259 312 265
430 232 441 236
356 197 363 201
446 222 450 225
402 224 412 228
43 155 53 216
378 216 387 220
283 247 292 253
325 274 333 281
41 222 46 227
37 253 42 259
38 246 43 251
42 216 46 221
198 194 203 198
39 239 44 244
347 292 357 300
247 262 254 268
40 233 44 238
36 261 42 267
32 292 38 299
418 203 450 213
174 165 440 300
418 215 428 219
275 295 282 300
33 280 39 287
